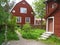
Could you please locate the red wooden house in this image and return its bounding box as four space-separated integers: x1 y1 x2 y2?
10 0 34 25
45 0 60 37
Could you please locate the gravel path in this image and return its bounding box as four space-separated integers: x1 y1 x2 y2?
6 31 46 45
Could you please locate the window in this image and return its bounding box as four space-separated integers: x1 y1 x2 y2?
12 10 15 13
31 12 33 14
25 17 30 23
22 2 25 4
52 4 55 8
20 7 27 13
16 17 22 23
52 3 57 8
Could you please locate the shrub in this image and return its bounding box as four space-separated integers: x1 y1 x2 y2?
0 30 19 45
7 30 19 40
0 32 4 45
22 23 31 32
21 29 45 39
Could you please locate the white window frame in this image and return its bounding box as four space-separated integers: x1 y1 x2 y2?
20 7 27 13
16 17 22 23
25 17 30 23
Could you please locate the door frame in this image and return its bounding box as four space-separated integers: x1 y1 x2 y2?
46 16 54 33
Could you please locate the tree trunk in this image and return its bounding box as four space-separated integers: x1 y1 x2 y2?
4 24 8 45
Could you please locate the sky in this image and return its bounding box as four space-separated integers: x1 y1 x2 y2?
10 0 35 5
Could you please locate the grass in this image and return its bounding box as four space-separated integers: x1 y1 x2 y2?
42 35 60 45
18 28 45 39
0 30 19 45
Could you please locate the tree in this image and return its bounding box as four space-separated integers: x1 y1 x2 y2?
0 6 11 45
0 0 15 45
33 0 45 29
0 0 15 12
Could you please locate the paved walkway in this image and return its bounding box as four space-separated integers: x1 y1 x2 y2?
6 31 46 45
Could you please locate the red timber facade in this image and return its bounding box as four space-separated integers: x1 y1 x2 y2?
10 0 34 25
45 0 60 37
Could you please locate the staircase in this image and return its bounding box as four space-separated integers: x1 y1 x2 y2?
38 32 53 40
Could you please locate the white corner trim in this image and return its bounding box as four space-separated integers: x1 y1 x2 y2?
46 16 54 33
46 19 48 32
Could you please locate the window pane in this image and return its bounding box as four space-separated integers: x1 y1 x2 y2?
17 17 21 23
20 7 27 13
25 17 30 23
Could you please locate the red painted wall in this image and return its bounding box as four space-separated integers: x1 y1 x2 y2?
54 7 60 37
11 0 34 25
46 1 60 37
45 1 58 18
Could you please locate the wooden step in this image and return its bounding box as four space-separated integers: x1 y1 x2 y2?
38 32 53 40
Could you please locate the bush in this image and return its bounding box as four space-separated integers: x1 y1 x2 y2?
0 32 4 45
7 30 19 40
0 30 19 45
21 29 45 39
19 23 45 39
22 23 31 32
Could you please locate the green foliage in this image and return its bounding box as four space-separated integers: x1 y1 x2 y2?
0 6 10 24
21 29 45 39
33 0 45 29
42 35 60 45
7 30 19 40
0 32 4 45
22 23 31 32
0 0 8 2
33 0 45 18
0 30 19 45
7 16 17 31
0 0 19 45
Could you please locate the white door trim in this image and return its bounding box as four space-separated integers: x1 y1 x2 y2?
46 16 54 33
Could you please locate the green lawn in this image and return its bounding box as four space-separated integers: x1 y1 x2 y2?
0 30 19 45
42 35 60 45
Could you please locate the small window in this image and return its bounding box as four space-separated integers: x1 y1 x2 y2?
52 4 55 8
31 12 33 14
52 3 56 8
22 2 25 4
20 7 27 13
12 10 15 13
25 17 30 23
16 17 22 23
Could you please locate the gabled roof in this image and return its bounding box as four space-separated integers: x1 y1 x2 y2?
9 0 33 13
45 3 58 19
